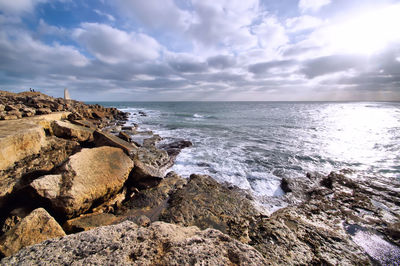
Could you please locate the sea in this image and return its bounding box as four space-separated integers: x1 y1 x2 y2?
93 101 400 211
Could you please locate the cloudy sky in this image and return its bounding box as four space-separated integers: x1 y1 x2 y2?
1 0 400 101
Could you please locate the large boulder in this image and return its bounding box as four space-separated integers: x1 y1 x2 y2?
0 120 46 171
52 120 94 142
0 208 65 257
30 147 134 218
160 174 260 243
1 221 267 265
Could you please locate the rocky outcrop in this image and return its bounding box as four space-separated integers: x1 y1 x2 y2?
52 120 94 142
1 221 267 265
0 90 128 125
160 174 260 243
0 208 65 257
30 147 133 218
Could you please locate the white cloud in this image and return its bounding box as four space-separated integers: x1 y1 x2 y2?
251 16 288 55
115 0 191 31
188 0 258 51
0 0 46 14
298 0 331 13
286 15 323 32
73 23 161 64
94 9 115 22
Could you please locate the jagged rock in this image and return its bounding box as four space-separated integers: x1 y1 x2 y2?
0 136 79 208
52 120 94 142
248 205 371 265
30 147 133 218
0 208 31 234
159 139 193 162
93 130 138 157
0 208 65 257
36 108 52 115
63 213 120 233
1 221 267 265
142 134 162 147
160 174 259 243
131 146 172 189
118 131 131 142
118 172 187 221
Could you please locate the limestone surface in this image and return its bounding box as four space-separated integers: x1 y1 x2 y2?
31 147 133 218
1 221 267 265
0 208 65 257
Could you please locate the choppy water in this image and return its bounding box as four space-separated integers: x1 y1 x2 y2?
95 101 400 205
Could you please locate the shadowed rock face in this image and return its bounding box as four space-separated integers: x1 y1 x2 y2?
1 221 268 265
160 174 260 243
0 208 65 257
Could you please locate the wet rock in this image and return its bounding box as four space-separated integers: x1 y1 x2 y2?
160 174 259 243
142 134 162 147
131 146 172 189
30 147 133 218
159 139 193 162
63 213 120 233
52 120 94 142
1 221 267 265
93 130 138 157
0 208 65 257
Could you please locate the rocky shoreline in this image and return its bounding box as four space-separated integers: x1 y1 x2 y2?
0 90 399 265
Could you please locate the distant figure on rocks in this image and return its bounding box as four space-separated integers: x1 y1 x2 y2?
64 88 70 100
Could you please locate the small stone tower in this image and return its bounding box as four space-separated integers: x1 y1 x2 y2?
64 88 70 100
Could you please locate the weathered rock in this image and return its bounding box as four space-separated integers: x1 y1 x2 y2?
159 139 193 162
160 174 259 243
63 213 120 233
118 131 131 142
118 172 187 221
131 146 172 189
142 134 162 147
0 136 79 208
30 147 133 218
70 119 95 129
1 221 267 265
93 130 138 157
0 208 65 257
248 205 371 265
0 120 46 171
52 120 94 142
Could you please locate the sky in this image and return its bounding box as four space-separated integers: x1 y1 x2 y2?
0 0 400 101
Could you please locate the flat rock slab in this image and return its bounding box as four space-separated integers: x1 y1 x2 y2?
52 120 94 142
1 221 267 265
93 130 138 157
30 147 134 218
0 208 65 257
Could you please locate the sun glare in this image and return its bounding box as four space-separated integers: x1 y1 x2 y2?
325 4 400 55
